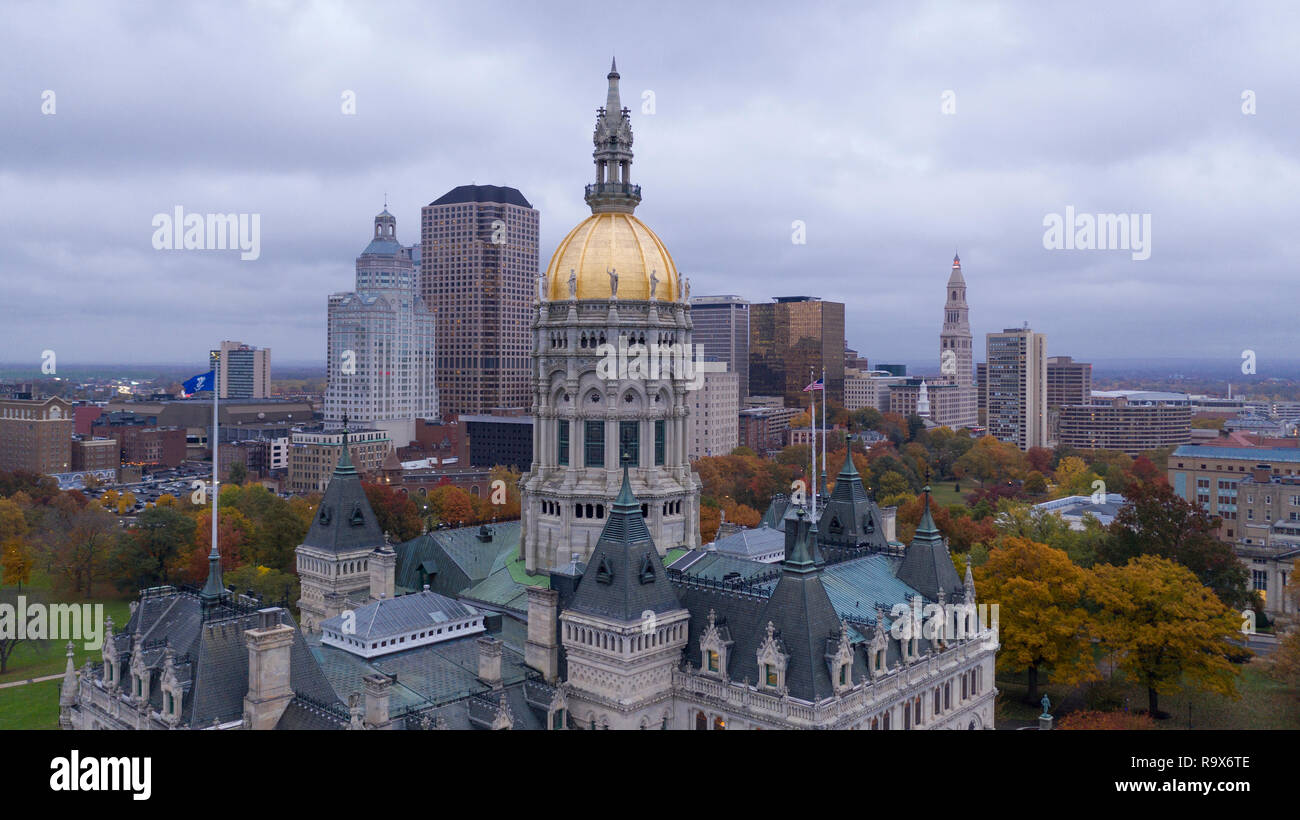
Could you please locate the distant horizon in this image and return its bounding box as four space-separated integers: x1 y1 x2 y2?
6 355 1300 382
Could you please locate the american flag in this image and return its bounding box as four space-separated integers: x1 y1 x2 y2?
803 377 823 392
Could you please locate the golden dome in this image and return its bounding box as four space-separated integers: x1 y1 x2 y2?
544 212 680 302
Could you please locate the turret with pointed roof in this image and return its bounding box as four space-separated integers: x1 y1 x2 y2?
895 486 962 601
816 434 891 553
567 459 682 622
300 429 385 554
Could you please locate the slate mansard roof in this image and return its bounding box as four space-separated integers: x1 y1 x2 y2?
109 590 343 728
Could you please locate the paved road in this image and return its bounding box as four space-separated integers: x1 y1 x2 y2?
1242 633 1278 657
0 673 62 690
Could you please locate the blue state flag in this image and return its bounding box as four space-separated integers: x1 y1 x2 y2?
181 371 216 397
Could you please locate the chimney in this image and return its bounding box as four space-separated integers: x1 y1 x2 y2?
524 587 560 682
1253 464 1272 483
242 608 295 730
369 540 396 602
477 635 503 688
880 505 898 543
362 673 393 729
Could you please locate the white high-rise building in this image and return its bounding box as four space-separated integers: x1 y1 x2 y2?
209 341 271 399
688 366 740 460
324 209 439 446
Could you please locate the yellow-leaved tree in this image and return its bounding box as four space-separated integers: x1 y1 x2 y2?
1089 555 1243 718
975 536 1098 704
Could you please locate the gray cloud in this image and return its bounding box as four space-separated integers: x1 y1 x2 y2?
2 0 1297 373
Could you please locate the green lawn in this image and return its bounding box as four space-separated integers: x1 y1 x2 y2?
0 679 61 730
0 599 131 685
928 481 968 509
0 565 133 736
995 661 1300 730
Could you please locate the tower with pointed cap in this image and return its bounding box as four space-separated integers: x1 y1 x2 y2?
294 427 389 630
816 434 892 559
937 253 977 428
896 486 963 602
521 61 701 572
560 458 690 729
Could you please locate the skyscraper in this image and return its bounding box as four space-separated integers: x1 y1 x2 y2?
689 295 750 398
209 341 271 399
324 209 439 445
749 297 845 406
935 254 978 428
985 326 1048 450
420 185 539 417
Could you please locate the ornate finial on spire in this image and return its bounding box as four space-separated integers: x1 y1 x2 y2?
610 56 618 75
588 60 639 214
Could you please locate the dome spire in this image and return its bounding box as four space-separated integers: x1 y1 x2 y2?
587 60 640 215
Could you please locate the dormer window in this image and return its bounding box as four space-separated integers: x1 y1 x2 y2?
638 553 656 584
595 553 614 584
755 621 788 692
350 505 365 526
319 506 332 525
828 620 854 694
699 609 732 680
828 515 843 535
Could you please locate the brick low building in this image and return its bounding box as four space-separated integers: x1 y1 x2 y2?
0 397 74 475
90 413 188 468
71 436 120 473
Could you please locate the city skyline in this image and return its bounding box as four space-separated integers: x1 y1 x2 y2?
4 2 1299 369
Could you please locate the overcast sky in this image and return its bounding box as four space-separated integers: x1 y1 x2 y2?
2 1 1297 374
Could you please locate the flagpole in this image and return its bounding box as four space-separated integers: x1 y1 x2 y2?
821 367 827 476
210 366 219 577
809 368 817 519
